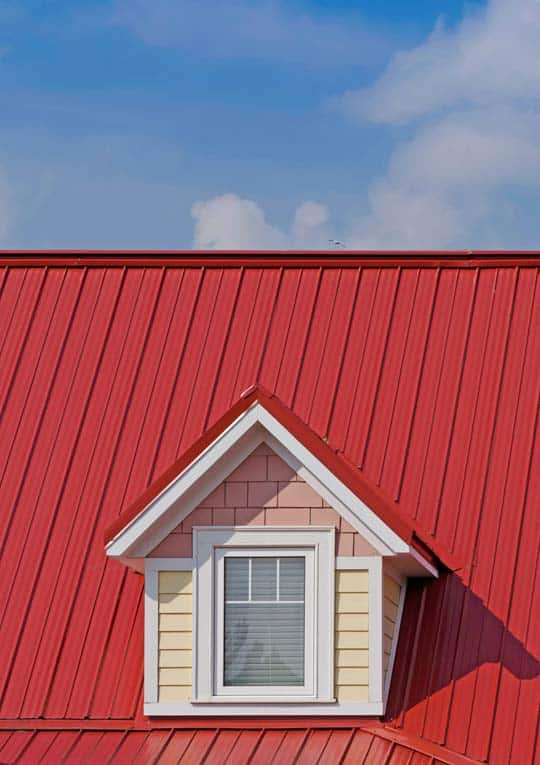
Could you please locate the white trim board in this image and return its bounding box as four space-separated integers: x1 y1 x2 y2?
367 556 383 706
144 563 159 704
384 576 407 706
144 701 384 717
106 402 436 577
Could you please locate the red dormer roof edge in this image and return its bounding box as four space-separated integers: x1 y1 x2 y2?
103 384 460 571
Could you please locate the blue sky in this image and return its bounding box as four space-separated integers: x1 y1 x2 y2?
2 0 540 249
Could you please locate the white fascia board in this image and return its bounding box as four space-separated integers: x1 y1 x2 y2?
267 434 393 556
256 406 409 556
137 430 263 558
107 401 421 564
391 547 439 578
408 545 439 578
106 404 261 557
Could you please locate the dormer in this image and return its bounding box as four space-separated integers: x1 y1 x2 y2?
105 386 444 717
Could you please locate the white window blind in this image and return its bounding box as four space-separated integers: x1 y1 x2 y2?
224 556 305 686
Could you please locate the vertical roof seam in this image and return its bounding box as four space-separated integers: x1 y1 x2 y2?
172 268 226 458
26 267 125 716
412 269 459 525
146 268 205 484
322 268 363 439
341 268 381 454
290 267 323 409
202 266 246 432
376 268 422 488
306 269 343 425
466 267 520 574
447 268 500 556
357 267 402 471
254 266 285 386
393 266 442 502
431 268 480 539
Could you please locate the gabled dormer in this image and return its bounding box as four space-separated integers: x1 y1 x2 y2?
105 386 447 717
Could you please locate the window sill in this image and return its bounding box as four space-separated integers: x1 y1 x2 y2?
193 696 337 704
144 701 384 717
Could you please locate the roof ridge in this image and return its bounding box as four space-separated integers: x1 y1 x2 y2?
2 251 540 269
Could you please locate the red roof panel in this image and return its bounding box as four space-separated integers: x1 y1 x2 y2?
0 727 483 764
0 254 538 763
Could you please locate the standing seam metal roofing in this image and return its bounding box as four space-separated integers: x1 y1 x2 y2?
0 253 538 764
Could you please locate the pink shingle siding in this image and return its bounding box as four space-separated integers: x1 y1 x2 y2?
149 445 378 557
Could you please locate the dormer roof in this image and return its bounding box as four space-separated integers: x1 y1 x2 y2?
105 385 458 575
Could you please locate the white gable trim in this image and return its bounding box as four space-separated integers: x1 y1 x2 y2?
106 404 263 557
106 402 434 575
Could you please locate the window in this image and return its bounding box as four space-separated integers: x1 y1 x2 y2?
215 549 314 695
193 527 334 704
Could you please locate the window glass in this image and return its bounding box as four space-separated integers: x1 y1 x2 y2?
279 557 305 601
224 557 249 601
251 558 276 601
224 556 305 686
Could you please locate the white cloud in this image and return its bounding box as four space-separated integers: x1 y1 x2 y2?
339 0 540 248
342 0 540 124
292 201 328 242
111 0 387 69
191 193 330 249
386 110 540 191
190 0 540 250
191 194 286 249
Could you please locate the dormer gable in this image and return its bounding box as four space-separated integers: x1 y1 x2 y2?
105 385 447 576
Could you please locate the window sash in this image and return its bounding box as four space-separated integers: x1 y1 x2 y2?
224 556 306 687
215 547 315 697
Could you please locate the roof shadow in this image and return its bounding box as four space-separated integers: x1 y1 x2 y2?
385 571 539 728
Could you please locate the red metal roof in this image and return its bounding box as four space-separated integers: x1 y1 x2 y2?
0 724 482 764
0 254 538 764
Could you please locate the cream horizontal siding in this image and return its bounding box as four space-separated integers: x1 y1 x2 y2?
383 575 401 677
335 570 369 703
158 571 192 702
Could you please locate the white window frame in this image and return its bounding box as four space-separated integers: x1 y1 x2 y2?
193 527 334 705
215 547 315 698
